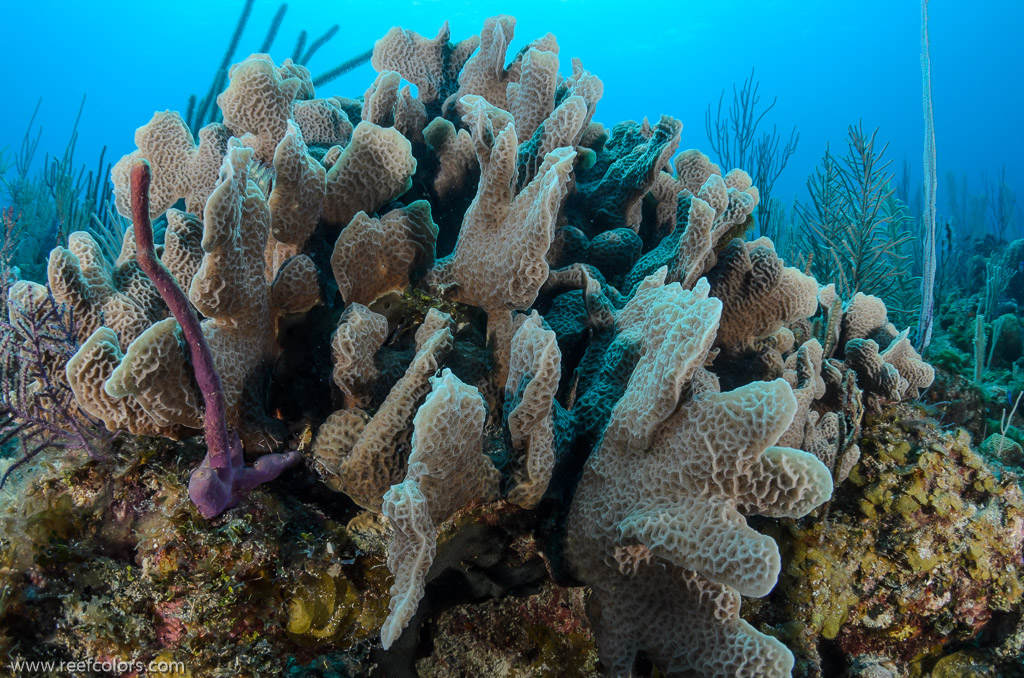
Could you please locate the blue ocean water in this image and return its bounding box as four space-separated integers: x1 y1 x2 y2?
0 0 1020 216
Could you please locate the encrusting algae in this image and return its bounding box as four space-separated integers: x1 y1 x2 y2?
748 404 1024 677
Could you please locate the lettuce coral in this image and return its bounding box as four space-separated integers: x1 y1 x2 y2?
6 11 946 677
566 274 832 677
380 369 500 648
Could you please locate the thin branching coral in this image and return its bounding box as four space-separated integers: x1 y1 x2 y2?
0 283 112 488
704 67 799 237
795 123 921 331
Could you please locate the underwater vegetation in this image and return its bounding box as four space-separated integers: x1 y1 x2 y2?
0 96 122 286
0 5 1021 678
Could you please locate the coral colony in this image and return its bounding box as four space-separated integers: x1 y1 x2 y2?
3 12 1022 678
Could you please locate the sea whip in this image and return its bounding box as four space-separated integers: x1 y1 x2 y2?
917 0 937 352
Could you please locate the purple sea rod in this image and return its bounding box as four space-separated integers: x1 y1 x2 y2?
130 159 300 518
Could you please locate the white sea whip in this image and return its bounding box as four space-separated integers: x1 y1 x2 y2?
917 0 937 352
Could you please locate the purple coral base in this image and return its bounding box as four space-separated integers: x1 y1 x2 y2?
130 160 300 518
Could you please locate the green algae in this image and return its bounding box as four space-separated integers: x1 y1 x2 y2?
285 557 391 645
747 403 1024 676
0 436 389 676
930 651 997 678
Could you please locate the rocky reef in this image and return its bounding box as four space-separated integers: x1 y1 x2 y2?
750 405 1024 677
0 12 1018 678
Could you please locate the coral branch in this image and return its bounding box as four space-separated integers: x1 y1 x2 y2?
129 160 299 518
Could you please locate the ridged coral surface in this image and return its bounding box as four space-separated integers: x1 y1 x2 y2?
566 277 832 677
0 11 969 678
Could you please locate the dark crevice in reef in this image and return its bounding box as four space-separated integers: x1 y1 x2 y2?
276 460 360 524
270 303 338 425
411 149 479 261
371 519 551 676
976 609 1020 649
816 638 847 676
